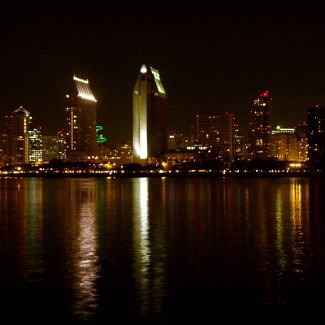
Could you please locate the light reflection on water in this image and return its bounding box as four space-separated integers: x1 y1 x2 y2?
132 177 151 315
0 176 324 323
71 179 99 320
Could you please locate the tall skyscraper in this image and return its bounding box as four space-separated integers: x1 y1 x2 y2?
307 105 325 164
248 90 272 159
1 106 31 165
65 75 97 161
133 64 167 162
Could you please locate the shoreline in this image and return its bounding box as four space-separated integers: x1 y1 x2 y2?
0 171 324 178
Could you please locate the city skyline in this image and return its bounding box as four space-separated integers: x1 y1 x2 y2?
1 1 325 144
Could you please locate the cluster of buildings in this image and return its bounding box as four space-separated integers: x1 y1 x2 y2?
0 65 324 171
166 91 319 168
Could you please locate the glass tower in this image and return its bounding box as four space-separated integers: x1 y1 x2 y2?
133 65 167 162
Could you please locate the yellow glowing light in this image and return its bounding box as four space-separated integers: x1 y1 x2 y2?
150 67 166 95
73 75 89 84
74 75 97 102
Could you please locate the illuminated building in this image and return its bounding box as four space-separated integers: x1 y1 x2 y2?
196 115 220 148
106 143 133 165
196 112 238 161
272 126 299 161
133 64 167 162
219 112 235 162
168 133 189 151
307 105 325 164
1 106 31 165
42 135 60 162
248 91 272 159
66 75 97 161
233 117 244 160
29 127 43 163
295 122 308 162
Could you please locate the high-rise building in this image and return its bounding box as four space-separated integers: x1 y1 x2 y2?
295 122 308 162
57 129 67 160
307 105 325 164
219 112 235 162
196 112 238 162
133 64 167 162
42 135 60 162
271 126 299 161
248 91 272 159
233 117 244 160
196 115 220 148
29 126 43 163
65 75 97 161
1 106 31 165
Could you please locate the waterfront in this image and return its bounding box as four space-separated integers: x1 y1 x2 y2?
0 176 324 324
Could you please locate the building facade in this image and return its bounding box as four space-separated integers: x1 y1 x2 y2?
66 75 97 161
271 126 299 161
1 106 31 165
248 91 272 159
307 105 325 165
29 126 43 163
196 112 238 162
133 65 167 162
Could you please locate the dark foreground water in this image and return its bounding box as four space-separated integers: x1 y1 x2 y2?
0 176 325 324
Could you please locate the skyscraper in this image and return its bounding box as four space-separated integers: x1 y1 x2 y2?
65 75 97 161
133 65 167 162
1 106 31 165
248 91 272 159
307 105 325 165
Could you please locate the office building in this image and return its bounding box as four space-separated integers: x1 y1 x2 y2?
295 122 308 162
42 135 60 162
196 112 238 162
196 115 220 148
248 91 272 159
272 126 299 161
65 75 97 161
1 106 31 165
133 64 167 162
307 105 325 164
29 126 43 163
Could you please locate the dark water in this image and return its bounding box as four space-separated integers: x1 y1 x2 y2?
0 176 325 324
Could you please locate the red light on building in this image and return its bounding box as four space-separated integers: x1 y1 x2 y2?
259 91 269 98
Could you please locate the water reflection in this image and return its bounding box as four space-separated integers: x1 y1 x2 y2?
290 179 304 274
132 178 151 315
69 179 99 320
0 177 324 323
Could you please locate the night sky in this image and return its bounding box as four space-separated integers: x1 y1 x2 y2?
1 1 325 144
